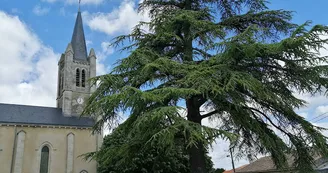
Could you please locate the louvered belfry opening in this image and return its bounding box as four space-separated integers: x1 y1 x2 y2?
76 68 80 87
82 69 86 87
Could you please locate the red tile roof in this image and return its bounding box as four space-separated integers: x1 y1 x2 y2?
223 165 247 173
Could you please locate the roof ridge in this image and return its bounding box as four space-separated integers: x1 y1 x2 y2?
0 103 94 127
0 102 58 109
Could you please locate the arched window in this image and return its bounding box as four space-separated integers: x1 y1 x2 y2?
40 146 49 173
76 68 80 87
80 170 88 173
82 69 86 87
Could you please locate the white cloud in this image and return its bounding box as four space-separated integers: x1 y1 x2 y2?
83 0 150 36
312 105 328 123
0 11 59 107
315 105 328 115
96 61 109 76
86 40 93 46
95 42 114 75
319 35 328 57
103 111 128 136
100 41 114 56
298 112 308 119
42 0 104 5
209 138 250 170
315 122 328 137
33 5 50 16
294 92 328 116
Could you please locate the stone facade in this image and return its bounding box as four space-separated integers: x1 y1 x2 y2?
56 44 96 116
0 125 99 173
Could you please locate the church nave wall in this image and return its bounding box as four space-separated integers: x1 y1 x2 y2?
0 126 98 173
0 126 15 173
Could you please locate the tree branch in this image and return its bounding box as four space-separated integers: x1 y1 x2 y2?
193 47 213 58
246 107 292 137
167 115 174 125
201 110 219 119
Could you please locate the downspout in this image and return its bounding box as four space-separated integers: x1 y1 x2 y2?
10 126 17 173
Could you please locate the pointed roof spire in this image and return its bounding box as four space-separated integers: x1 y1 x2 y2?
89 48 96 58
71 7 88 61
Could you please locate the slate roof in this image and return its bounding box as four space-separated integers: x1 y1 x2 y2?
71 11 88 61
0 103 94 127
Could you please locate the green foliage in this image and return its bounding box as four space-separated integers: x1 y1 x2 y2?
214 168 225 173
84 0 328 172
91 121 216 173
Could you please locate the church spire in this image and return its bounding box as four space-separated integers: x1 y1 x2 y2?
71 7 87 61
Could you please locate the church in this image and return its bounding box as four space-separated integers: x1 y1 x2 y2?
0 8 102 173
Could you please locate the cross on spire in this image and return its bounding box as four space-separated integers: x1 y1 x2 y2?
78 0 81 11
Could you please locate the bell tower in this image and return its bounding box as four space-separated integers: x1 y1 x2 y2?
56 10 96 116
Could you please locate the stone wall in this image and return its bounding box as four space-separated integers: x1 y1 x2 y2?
0 125 99 173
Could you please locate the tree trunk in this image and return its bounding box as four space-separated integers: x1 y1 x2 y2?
183 0 207 172
186 98 207 173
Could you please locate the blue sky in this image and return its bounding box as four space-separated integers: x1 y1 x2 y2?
0 0 131 67
1 0 328 71
2 0 328 64
1 0 328 170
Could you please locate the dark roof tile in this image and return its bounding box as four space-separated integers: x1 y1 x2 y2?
0 103 94 127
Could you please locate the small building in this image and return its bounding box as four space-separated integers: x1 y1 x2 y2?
224 155 328 173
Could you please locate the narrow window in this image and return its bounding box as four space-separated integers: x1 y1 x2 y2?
76 69 80 87
40 146 49 173
58 76 61 96
60 76 63 91
82 69 86 87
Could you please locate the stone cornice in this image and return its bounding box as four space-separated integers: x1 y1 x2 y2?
73 60 89 65
0 123 92 130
